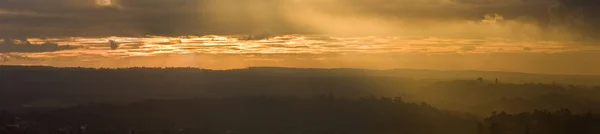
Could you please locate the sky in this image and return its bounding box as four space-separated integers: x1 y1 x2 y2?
1 0 600 75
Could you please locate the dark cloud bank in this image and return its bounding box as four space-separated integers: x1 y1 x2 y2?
0 0 599 40
0 37 74 53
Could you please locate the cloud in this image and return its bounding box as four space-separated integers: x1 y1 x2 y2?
109 40 119 50
1 35 599 74
546 0 600 39
0 38 76 53
0 0 597 42
95 0 113 6
461 46 477 51
0 53 38 62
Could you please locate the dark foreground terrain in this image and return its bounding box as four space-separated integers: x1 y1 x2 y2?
1 66 600 134
2 97 599 134
2 96 477 134
1 66 600 115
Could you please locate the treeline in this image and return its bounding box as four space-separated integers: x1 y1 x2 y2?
1 96 479 134
2 97 599 134
408 80 600 115
481 109 600 134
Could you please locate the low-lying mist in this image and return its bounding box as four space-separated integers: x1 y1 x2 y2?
1 66 599 116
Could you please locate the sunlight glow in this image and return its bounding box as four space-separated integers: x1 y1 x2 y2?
12 35 599 59
95 0 112 6
4 35 600 74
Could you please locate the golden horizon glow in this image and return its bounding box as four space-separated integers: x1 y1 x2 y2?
2 34 600 75
22 35 598 55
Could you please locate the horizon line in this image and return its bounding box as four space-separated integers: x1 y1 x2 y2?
1 65 598 76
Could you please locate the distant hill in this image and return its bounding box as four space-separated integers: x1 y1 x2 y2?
1 97 480 134
241 67 600 85
1 65 599 115
2 65 599 85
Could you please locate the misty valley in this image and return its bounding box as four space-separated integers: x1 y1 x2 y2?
1 66 600 134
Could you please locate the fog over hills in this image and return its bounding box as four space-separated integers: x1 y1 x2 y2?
1 65 599 116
